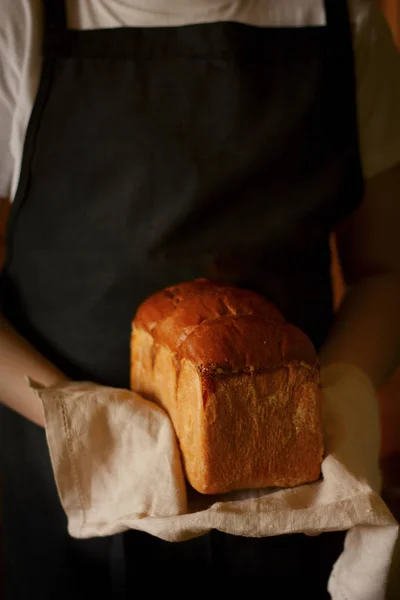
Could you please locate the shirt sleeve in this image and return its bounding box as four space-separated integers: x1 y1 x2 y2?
0 0 27 198
352 0 400 179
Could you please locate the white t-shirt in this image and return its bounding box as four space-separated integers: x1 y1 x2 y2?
1 0 400 200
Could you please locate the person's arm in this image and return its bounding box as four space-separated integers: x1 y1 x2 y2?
319 163 400 389
0 198 67 426
0 313 68 426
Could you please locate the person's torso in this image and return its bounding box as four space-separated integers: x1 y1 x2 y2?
1 0 363 388
3 0 378 200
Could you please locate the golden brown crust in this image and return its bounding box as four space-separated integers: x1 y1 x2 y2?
131 279 323 494
134 278 283 333
180 316 317 372
134 279 316 372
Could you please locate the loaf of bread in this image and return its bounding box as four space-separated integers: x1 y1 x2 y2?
130 279 323 495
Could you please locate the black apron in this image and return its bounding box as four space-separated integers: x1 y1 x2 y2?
0 0 363 597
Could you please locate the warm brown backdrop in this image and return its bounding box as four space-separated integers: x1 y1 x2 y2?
381 0 400 45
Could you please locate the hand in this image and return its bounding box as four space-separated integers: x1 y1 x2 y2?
304 362 382 537
320 363 381 494
30 379 188 536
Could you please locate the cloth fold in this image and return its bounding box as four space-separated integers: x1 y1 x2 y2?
30 363 398 599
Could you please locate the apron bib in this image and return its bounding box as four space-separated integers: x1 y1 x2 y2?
0 0 363 597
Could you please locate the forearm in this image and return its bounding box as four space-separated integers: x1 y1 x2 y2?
319 273 400 388
0 314 68 426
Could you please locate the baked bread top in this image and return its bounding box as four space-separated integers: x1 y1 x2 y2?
133 279 317 374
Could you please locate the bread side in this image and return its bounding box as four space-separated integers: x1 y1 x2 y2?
130 329 206 486
194 364 322 494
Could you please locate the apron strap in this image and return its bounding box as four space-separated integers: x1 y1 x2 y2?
43 0 67 34
43 0 70 57
324 0 351 32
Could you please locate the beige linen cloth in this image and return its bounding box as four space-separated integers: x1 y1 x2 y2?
30 363 398 599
